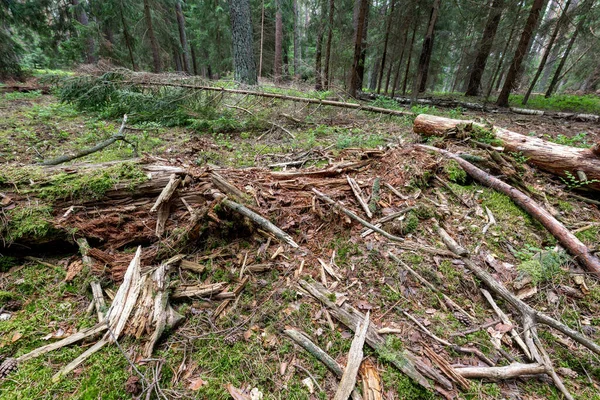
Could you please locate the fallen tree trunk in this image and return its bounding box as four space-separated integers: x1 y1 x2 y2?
413 114 600 191
417 144 600 278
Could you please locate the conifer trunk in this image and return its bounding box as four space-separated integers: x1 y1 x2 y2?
412 0 440 100
228 0 257 85
496 0 544 107
175 0 191 74
293 0 301 78
402 20 417 96
274 0 283 83
323 0 335 89
377 0 395 94
465 0 504 96
143 0 162 73
348 0 369 97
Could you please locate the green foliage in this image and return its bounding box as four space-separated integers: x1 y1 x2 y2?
469 124 502 146
371 96 402 110
3 90 42 101
515 245 570 285
547 132 590 148
509 94 600 114
509 151 529 164
443 160 467 184
335 131 386 149
560 170 600 191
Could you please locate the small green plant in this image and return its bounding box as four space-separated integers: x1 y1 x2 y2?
516 245 569 285
548 132 589 148
509 151 529 164
560 170 600 191
443 160 467 184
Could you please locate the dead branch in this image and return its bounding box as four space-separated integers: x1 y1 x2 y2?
347 176 373 219
455 363 547 379
333 311 369 400
40 115 135 166
418 144 600 278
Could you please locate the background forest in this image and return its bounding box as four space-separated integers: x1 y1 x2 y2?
2 0 600 106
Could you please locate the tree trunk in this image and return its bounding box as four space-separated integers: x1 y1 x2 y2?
348 0 369 98
293 0 301 78
175 0 191 74
402 20 417 96
190 46 198 75
496 0 544 107
119 1 137 71
174 49 183 72
523 0 571 104
228 0 257 85
377 0 395 94
259 0 265 78
390 23 409 98
143 0 162 73
72 0 96 64
413 114 600 192
274 0 283 83
314 0 326 90
545 0 591 98
412 0 440 101
323 0 335 89
356 0 370 93
485 4 522 99
465 0 504 96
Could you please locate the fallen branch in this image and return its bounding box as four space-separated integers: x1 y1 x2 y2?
347 176 373 219
456 363 546 379
333 311 369 400
312 188 405 242
418 144 600 278
40 115 135 166
212 191 299 248
298 279 443 391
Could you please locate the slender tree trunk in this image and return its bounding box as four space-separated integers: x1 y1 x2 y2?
451 24 474 93
377 0 395 94
356 0 370 92
293 0 301 78
497 0 544 107
259 0 265 78
72 0 96 64
323 0 335 89
485 5 521 99
315 0 327 90
120 0 136 71
523 0 571 104
412 0 440 101
274 0 283 82
349 0 369 97
228 0 257 85
143 0 162 73
465 0 504 96
174 48 183 72
383 57 393 93
402 20 417 96
390 22 409 98
175 0 191 73
190 46 198 75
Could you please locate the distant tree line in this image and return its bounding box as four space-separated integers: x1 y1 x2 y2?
1 0 599 105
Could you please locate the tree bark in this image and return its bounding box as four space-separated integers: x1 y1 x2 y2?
72 0 96 64
523 0 572 104
119 0 137 71
390 24 409 98
349 0 370 98
175 0 191 74
293 0 301 78
377 0 395 94
259 0 265 78
496 0 544 107
323 0 335 89
402 20 417 96
413 114 600 192
412 0 440 99
143 0 162 73
228 0 257 85
190 45 198 75
274 0 283 82
465 0 504 96
315 0 327 90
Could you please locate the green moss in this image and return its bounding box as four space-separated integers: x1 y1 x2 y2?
443 160 467 184
2 204 53 243
575 226 599 246
515 246 569 285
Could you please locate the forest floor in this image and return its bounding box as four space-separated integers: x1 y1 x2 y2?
1 79 600 400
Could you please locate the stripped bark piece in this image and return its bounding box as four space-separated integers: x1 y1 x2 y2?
422 345 470 391
90 281 106 322
333 311 370 400
171 282 227 299
150 174 181 213
359 359 382 400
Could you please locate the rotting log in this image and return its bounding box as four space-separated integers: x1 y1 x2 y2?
417 144 600 278
413 114 600 191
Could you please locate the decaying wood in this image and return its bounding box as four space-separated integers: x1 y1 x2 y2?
210 171 247 200
419 144 600 278
347 176 373 218
422 345 471 391
359 359 382 400
90 281 106 322
456 363 547 379
180 259 206 273
150 174 181 213
298 279 441 391
171 282 227 299
212 191 299 248
413 114 600 191
361 207 417 238
333 311 370 400
271 160 372 180
40 115 134 166
312 189 405 242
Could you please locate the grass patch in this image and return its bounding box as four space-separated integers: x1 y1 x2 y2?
509 94 600 114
